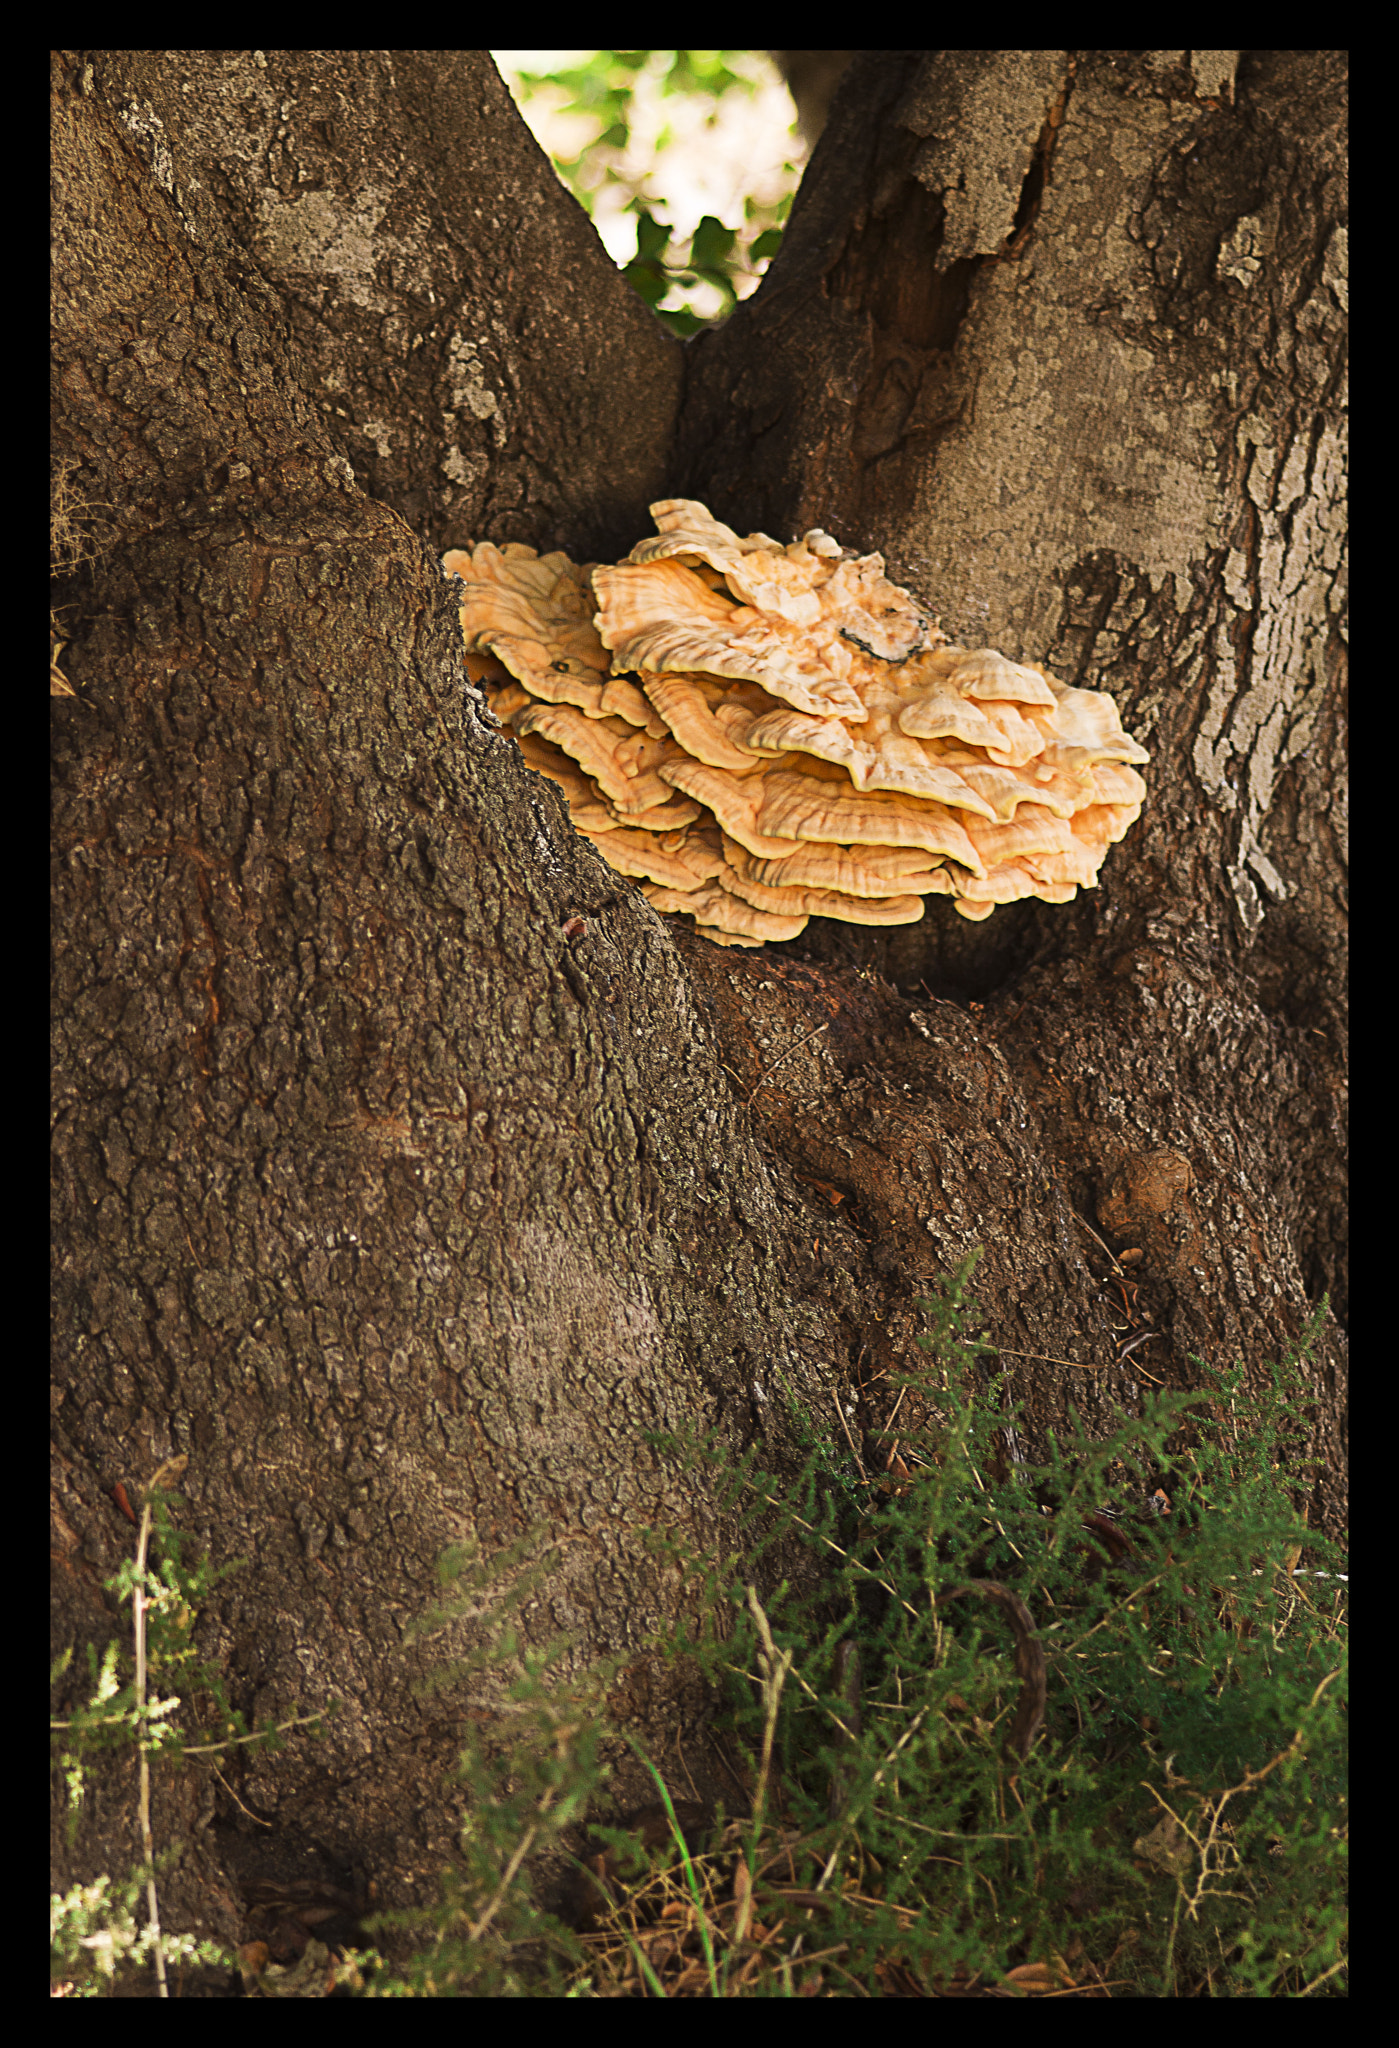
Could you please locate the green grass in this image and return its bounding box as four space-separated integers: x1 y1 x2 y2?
53 1257 1346 1996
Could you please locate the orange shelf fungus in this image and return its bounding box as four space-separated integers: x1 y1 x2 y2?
444 502 1148 948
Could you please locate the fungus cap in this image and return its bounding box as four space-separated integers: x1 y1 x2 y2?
642 671 788 771
446 543 612 704
446 498 1148 944
594 558 871 723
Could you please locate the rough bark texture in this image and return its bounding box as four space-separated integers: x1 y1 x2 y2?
51 49 1346 1980
674 44 1346 1468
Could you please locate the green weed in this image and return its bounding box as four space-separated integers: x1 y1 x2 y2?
50 1460 332 1996
53 1261 1346 1995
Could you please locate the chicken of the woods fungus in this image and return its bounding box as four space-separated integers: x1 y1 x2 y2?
443 501 1149 948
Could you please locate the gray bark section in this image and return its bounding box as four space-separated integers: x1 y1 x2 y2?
97 49 683 561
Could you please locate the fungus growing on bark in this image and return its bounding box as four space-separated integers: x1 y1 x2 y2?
445 503 1147 946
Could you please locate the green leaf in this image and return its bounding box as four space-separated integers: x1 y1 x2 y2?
689 214 736 270
633 207 671 263
749 227 784 263
622 259 668 310
657 307 706 339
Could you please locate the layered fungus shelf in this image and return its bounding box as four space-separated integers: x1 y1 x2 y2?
446 500 1148 947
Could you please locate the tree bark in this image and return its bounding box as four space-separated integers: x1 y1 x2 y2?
51 49 1346 1969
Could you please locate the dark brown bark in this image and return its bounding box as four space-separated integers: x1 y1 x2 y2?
51 49 1346 1976
768 50 858 147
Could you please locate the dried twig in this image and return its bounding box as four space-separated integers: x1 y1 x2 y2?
745 1022 830 1105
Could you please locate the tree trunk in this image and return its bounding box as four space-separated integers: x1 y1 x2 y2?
51 49 1346 1967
